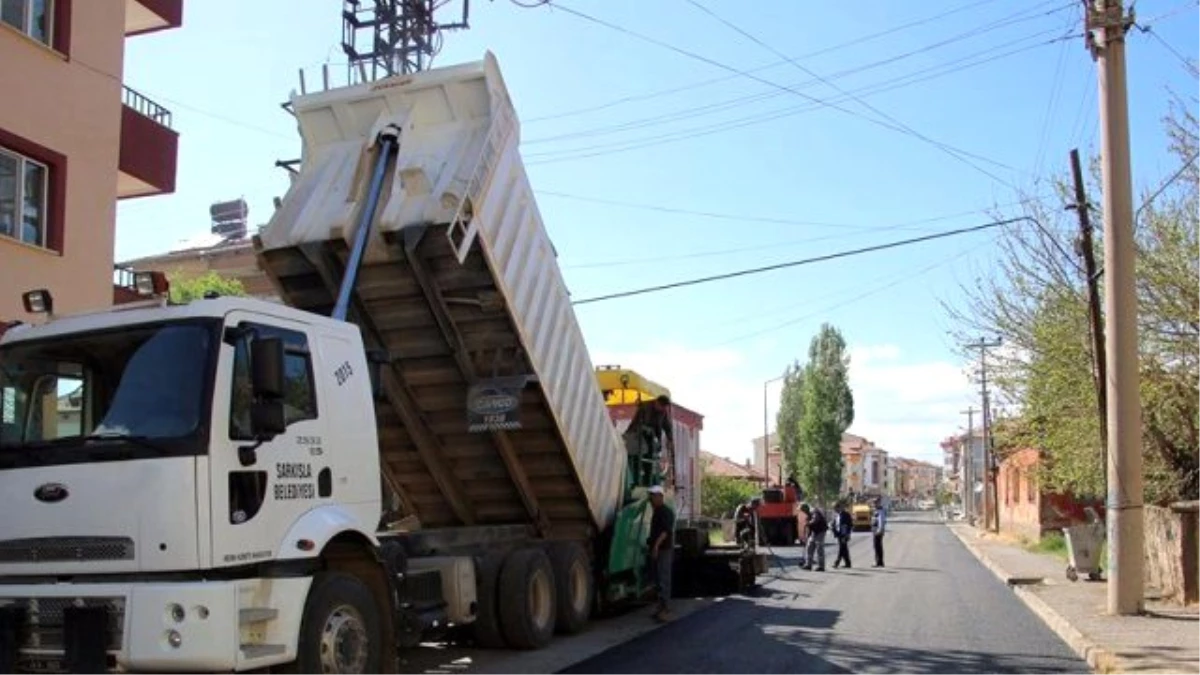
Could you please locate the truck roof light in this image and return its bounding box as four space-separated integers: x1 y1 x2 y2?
134 271 170 297
22 289 52 314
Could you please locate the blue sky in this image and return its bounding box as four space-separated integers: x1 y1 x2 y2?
115 0 1198 465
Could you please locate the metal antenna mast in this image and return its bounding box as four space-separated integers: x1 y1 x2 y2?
342 0 471 82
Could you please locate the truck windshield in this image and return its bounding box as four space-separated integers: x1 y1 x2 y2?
0 322 217 453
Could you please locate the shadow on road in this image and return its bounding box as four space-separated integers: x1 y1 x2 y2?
560 595 1082 674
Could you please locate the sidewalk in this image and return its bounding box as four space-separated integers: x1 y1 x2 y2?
947 521 1199 674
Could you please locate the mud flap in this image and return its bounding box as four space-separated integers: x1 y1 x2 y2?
63 606 108 674
0 606 24 674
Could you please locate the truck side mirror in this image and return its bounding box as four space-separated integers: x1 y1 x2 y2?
251 400 286 438
251 338 285 400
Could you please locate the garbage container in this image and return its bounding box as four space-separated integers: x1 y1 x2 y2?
1062 509 1105 582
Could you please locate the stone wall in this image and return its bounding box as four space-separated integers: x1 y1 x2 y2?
1142 504 1180 598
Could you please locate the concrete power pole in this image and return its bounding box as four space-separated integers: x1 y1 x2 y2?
966 338 1002 532
1085 0 1144 615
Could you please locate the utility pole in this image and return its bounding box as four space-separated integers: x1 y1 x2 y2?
966 338 1002 532
1068 148 1109 486
1085 0 1144 616
961 407 976 522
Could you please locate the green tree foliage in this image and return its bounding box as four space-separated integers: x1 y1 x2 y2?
775 360 804 479
700 462 761 518
795 323 854 503
169 271 247 304
947 95 1198 504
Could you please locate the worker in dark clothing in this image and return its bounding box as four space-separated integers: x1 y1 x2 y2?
734 498 760 547
833 502 853 569
872 497 887 567
647 485 676 622
800 503 828 571
624 395 675 486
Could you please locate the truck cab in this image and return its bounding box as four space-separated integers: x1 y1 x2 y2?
0 289 383 672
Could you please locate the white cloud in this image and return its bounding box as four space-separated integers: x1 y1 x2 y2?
589 341 977 470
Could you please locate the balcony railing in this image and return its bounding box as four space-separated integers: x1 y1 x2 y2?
122 86 173 128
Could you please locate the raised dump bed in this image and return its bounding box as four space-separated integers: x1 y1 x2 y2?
254 53 626 538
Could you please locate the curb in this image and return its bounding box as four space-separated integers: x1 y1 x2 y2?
945 523 1123 674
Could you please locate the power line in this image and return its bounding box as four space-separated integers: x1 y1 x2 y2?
679 0 1033 185
521 0 1009 124
545 1 1034 186
708 239 993 346
524 0 1074 146
1136 24 1199 74
550 194 1050 269
523 31 1076 165
570 217 1030 305
1135 150 1200 222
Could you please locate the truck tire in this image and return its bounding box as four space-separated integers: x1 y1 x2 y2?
291 572 383 673
547 543 592 635
498 547 557 650
470 550 508 649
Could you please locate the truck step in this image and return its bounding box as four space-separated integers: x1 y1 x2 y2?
239 607 279 624
241 644 287 659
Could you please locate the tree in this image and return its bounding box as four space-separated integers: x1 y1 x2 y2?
775 360 804 481
700 459 761 518
169 271 247 304
795 323 854 503
946 93 1198 505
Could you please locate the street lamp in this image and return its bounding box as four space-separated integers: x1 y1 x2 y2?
763 371 787 485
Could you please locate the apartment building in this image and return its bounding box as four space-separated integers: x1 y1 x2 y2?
0 0 181 324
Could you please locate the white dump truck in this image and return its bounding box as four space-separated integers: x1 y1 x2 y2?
0 53 760 674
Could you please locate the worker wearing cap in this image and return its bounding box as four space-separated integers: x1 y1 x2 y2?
646 485 675 622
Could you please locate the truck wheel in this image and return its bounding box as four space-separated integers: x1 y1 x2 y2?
548 543 592 635
471 551 508 649
498 548 557 649
292 572 382 673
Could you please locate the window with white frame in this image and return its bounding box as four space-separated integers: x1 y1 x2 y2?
0 147 49 248
1 0 52 44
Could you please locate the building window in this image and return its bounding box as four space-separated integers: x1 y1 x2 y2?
0 147 48 248
1025 471 1036 503
1 0 53 44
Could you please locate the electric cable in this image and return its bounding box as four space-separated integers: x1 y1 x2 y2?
570 217 1031 306
521 0 1011 124
546 1 1035 187
556 197 1044 270
524 32 1078 165
707 239 994 347
679 0 1046 183
524 0 1074 146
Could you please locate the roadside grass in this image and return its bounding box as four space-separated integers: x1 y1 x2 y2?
1024 531 1109 569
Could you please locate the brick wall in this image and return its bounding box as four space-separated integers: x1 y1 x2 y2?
1145 502 1199 606
998 448 1041 540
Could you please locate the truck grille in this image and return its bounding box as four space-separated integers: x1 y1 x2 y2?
0 596 125 652
0 537 134 563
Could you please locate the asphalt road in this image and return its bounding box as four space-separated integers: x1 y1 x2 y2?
562 511 1088 674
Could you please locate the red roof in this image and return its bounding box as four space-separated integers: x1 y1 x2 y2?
701 451 768 482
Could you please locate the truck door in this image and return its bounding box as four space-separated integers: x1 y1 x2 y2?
209 313 330 568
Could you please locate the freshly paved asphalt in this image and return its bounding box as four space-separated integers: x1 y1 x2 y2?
562 511 1089 674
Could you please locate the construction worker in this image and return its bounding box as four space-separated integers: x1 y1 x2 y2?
800 503 828 571
624 394 675 485
646 485 675 622
833 502 853 569
872 496 887 567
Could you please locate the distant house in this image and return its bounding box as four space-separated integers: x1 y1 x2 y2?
701 451 769 485
997 448 1104 540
